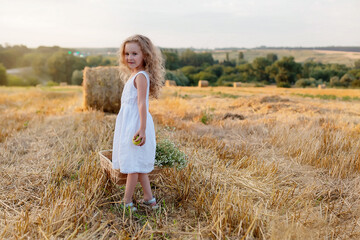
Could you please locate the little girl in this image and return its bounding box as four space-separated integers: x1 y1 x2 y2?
112 34 165 211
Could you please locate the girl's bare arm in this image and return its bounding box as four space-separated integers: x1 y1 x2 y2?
134 73 148 146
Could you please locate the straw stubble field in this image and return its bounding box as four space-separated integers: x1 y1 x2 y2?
0 86 360 239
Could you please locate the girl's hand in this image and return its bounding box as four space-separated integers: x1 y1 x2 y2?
133 129 146 146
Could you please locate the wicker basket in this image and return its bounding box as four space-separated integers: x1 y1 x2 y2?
98 150 162 185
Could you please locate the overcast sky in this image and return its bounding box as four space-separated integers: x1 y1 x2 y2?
1 0 359 49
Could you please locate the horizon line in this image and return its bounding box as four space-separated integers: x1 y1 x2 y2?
2 43 360 51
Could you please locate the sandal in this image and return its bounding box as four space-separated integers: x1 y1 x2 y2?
123 202 137 212
140 197 159 209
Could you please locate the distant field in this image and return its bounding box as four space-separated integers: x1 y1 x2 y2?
174 85 360 98
1 86 360 239
212 49 360 66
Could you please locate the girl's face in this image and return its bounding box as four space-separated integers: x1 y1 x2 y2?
124 42 144 72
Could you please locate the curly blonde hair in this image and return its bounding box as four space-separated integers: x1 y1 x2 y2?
118 34 165 98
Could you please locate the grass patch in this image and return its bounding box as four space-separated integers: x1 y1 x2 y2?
212 91 239 99
200 108 214 124
40 86 82 92
292 93 360 101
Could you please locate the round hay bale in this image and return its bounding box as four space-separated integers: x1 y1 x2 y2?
233 82 241 88
198 80 209 87
318 84 326 89
165 80 177 87
83 66 125 113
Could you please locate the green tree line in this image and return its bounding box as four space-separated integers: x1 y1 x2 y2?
1 44 360 88
0 44 116 86
163 49 360 88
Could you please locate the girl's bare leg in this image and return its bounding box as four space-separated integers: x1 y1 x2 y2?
138 173 153 201
124 173 139 204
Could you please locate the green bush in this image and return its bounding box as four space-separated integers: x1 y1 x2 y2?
340 73 355 87
165 70 189 86
223 82 234 87
193 71 217 85
255 83 265 87
7 74 39 86
200 108 213 124
71 70 83 85
295 78 317 88
276 82 291 88
155 139 187 169
0 63 7 85
46 80 59 86
216 74 243 85
180 65 200 85
204 64 224 77
7 75 23 86
27 77 40 86
351 79 360 88
329 76 342 87
329 75 357 88
163 51 180 70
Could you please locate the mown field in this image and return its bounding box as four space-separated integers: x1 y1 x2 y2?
212 49 360 66
1 85 360 239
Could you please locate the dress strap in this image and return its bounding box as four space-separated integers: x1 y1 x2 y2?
133 71 150 88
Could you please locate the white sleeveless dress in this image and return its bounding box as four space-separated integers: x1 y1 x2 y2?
112 71 156 174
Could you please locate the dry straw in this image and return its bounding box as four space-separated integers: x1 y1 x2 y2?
2 86 360 239
83 66 125 113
